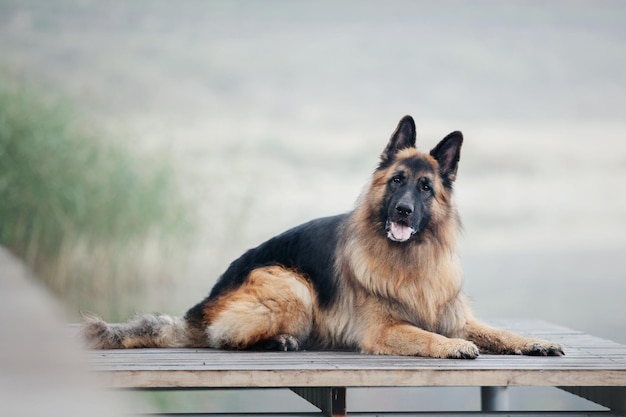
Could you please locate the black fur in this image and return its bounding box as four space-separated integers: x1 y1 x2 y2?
429 131 463 188
379 115 416 170
400 155 435 174
185 214 347 325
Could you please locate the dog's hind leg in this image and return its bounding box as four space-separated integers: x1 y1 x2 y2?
203 266 316 351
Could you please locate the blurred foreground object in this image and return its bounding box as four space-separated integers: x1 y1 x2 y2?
0 246 129 417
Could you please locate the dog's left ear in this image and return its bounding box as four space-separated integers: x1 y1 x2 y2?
430 131 463 184
380 115 416 167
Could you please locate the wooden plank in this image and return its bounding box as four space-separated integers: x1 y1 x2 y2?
89 368 626 389
82 320 626 390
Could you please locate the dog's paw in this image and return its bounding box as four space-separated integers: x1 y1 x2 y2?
258 334 301 351
521 340 564 356
444 339 480 359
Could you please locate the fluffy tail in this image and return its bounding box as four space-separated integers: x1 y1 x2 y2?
81 312 200 349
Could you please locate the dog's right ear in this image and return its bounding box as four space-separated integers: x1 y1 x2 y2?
380 115 416 168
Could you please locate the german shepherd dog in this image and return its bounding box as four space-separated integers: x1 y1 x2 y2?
83 116 563 358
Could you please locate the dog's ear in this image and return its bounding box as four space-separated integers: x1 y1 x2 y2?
380 115 416 167
430 131 463 184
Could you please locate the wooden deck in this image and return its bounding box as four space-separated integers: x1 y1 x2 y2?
83 319 626 416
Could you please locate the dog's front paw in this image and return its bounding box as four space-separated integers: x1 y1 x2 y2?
521 340 564 356
444 339 480 359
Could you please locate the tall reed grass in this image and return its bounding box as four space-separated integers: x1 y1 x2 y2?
0 78 192 319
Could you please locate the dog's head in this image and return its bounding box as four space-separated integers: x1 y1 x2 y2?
374 116 463 243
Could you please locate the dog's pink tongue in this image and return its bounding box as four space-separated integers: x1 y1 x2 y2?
390 222 413 242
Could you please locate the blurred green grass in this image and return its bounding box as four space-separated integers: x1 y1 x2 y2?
0 76 192 319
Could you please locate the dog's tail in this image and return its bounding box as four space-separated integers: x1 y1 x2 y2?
81 312 203 349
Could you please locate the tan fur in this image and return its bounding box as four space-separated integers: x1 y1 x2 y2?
313 148 472 356
202 266 316 350
343 151 464 332
463 316 564 355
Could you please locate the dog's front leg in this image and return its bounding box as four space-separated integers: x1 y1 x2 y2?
464 319 564 356
361 322 479 359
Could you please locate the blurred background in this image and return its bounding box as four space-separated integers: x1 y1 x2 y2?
1 0 625 414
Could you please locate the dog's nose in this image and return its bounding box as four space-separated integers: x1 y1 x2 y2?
395 202 414 216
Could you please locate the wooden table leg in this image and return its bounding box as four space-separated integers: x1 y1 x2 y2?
290 387 347 417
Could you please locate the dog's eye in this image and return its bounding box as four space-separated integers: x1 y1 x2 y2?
419 180 432 193
391 176 403 185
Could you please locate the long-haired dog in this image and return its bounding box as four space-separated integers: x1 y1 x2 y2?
83 115 563 359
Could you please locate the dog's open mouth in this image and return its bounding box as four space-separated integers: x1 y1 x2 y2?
385 220 416 242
